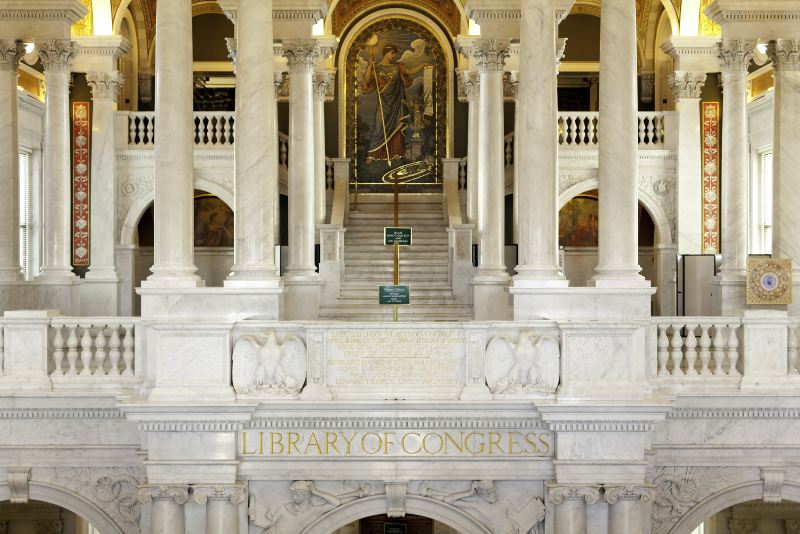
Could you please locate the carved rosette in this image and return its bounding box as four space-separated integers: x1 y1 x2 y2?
0 40 25 72
669 71 707 100
87 71 123 101
472 39 510 72
312 71 332 101
283 40 320 73
768 39 800 72
717 40 755 72
138 484 189 505
37 39 79 73
193 484 247 505
548 484 600 504
604 485 655 504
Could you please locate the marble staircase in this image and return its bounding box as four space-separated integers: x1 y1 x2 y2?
318 194 474 321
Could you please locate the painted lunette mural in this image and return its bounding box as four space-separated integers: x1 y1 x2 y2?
346 18 446 193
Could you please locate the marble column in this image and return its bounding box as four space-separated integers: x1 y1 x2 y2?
0 40 25 281
605 485 653 534
85 72 122 288
513 0 565 284
548 485 600 534
460 71 480 227
145 0 201 286
138 485 189 534
313 71 331 233
769 40 800 269
592 0 646 286
193 484 245 534
472 39 511 319
716 40 754 313
284 40 319 278
226 0 280 284
669 71 707 255
36 40 79 281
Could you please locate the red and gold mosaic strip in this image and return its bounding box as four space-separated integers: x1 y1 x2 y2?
702 101 720 254
72 102 91 266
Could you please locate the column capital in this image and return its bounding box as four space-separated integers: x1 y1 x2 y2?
459 70 480 101
37 39 79 73
275 71 287 98
769 39 800 72
282 39 320 72
192 483 247 505
717 39 755 71
472 39 510 72
86 70 122 101
137 484 190 505
603 484 655 504
556 38 568 74
669 71 707 100
547 484 601 504
312 70 332 101
0 40 25 72
506 71 519 99
225 37 237 74
728 519 760 534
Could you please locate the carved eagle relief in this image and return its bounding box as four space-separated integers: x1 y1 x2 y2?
485 333 560 394
232 332 307 396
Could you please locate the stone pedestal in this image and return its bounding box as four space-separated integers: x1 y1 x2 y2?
138 485 188 534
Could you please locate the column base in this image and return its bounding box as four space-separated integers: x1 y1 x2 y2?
591 265 650 288
143 265 204 288
35 268 78 283
472 272 511 320
283 276 321 320
137 286 283 320
513 264 567 284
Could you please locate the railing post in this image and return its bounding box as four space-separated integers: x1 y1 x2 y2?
741 311 788 384
1 311 57 390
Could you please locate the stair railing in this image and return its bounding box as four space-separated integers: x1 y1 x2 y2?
443 159 476 306
318 158 351 308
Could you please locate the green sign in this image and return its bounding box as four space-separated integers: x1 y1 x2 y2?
379 285 410 305
384 227 412 246
385 524 407 534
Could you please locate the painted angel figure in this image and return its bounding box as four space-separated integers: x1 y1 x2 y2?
232 332 307 395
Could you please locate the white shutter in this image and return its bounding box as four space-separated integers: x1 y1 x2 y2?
759 150 773 255
18 150 30 278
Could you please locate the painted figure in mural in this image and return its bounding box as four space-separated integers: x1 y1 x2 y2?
362 42 431 164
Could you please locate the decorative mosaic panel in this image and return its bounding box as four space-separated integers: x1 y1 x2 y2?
72 102 91 266
702 101 720 254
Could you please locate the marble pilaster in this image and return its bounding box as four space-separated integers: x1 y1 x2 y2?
460 70 480 227
605 485 653 534
138 485 189 534
313 71 331 234
769 40 800 271
225 0 281 286
0 40 26 281
193 484 245 534
548 484 600 534
144 0 201 287
283 40 321 319
513 0 566 285
716 40 754 314
36 39 79 282
592 0 647 286
472 39 512 320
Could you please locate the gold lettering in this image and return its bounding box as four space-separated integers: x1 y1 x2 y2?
241 432 257 455
422 432 443 454
401 432 422 454
361 432 382 455
444 432 463 454
382 432 394 455
304 432 324 455
525 432 540 454
287 432 301 455
488 432 505 455
259 431 264 455
538 432 551 455
270 432 284 455
341 432 357 455
463 432 485 455
325 432 340 455
508 432 522 455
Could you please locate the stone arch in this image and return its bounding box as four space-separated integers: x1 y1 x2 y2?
0 482 126 534
667 481 800 534
558 177 673 245
300 494 492 534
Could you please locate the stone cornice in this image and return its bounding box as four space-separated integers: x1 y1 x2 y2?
0 0 87 26
72 35 131 60
668 407 800 419
549 421 655 432
137 421 246 432
247 415 547 430
706 2 800 25
0 408 124 419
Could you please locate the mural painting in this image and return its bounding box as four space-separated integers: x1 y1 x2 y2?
559 194 599 247
194 194 234 247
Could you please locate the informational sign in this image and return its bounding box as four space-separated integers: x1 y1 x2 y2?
385 524 407 534
384 227 412 246
379 285 410 305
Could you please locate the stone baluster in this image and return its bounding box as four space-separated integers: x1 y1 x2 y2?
548 484 600 534
225 0 281 285
194 484 246 534
66 325 79 375
698 324 712 375
592 0 646 286
94 327 107 376
0 40 26 281
712 325 726 375
138 485 189 534
108 325 121 376
768 40 800 275
727 323 740 375
685 324 698 375
36 40 79 282
0 325 5 376
605 485 653 534
657 324 670 376
52 326 64 375
79 325 93 376
122 325 135 375
313 71 331 234
144 0 202 286
788 324 799 374
472 39 511 319
716 40 754 313
461 71 480 226
669 324 683 376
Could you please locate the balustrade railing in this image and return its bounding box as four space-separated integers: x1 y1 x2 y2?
49 319 138 381
558 112 599 147
123 111 236 148
655 319 741 379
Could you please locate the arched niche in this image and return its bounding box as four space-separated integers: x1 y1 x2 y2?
301 494 492 534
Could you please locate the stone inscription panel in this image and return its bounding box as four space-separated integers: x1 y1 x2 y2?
325 329 465 388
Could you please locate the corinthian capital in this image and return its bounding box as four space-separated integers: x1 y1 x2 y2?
717 40 755 72
669 71 707 100
472 39 510 72
86 71 123 101
192 483 246 505
603 485 655 504
37 40 79 73
137 484 189 505
547 484 600 504
556 38 568 74
313 71 332 100
768 39 800 72
459 70 480 100
283 40 320 72
225 37 237 74
0 40 25 72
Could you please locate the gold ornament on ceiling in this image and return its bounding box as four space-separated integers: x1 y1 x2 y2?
71 0 94 36
699 0 721 36
332 0 462 36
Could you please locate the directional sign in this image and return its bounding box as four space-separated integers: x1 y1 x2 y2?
379 285 410 305
384 227 412 246
385 525 407 534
